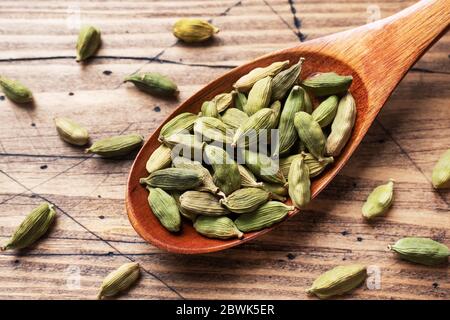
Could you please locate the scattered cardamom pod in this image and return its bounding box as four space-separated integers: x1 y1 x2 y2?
200 101 219 118
221 108 249 130
54 117 89 146
1 202 56 251
146 144 172 174
147 187 181 232
97 262 140 299
172 18 219 43
212 92 235 113
326 92 357 156
431 149 450 189
234 201 294 232
76 25 101 62
288 155 311 208
0 76 33 103
232 108 275 147
204 145 241 195
234 90 247 110
244 150 286 185
389 237 449 266
294 111 326 160
220 187 271 214
180 191 229 216
271 57 305 101
193 116 233 145
234 60 289 92
194 216 243 240
140 167 203 191
86 133 143 157
306 264 367 299
124 72 178 97
302 72 353 97
238 164 263 188
158 112 198 141
362 179 394 220
311 95 339 127
243 76 272 116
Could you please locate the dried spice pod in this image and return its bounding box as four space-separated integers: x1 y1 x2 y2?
302 72 353 97
271 57 305 101
431 149 450 189
213 92 235 113
306 265 367 299
303 88 313 114
86 134 143 157
159 112 198 140
146 144 173 174
1 203 56 251
194 216 243 240
311 95 339 127
146 187 181 232
171 191 197 222
234 60 289 92
173 18 219 43
243 76 272 116
269 100 282 129
124 72 178 97
280 153 334 178
97 262 140 299
200 101 219 118
221 108 249 130
389 237 449 266
362 179 394 220
193 116 233 145
180 191 229 216
204 145 241 195
54 117 89 146
294 111 326 160
238 164 263 188
288 155 311 208
232 108 275 147
244 150 286 185
140 167 203 191
0 76 33 103
76 25 101 62
234 91 247 110
160 133 205 159
220 187 271 214
261 182 288 202
234 201 294 232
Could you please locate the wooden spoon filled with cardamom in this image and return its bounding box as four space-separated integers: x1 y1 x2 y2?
126 0 449 254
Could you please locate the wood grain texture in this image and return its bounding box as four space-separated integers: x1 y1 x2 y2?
0 0 449 299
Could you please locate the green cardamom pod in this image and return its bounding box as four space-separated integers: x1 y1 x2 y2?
271 57 305 101
54 117 89 146
243 76 272 116
124 72 178 97
146 187 181 232
194 216 243 240
303 88 313 114
140 167 203 191
232 108 275 147
325 92 357 156
160 133 205 159
261 182 287 202
1 202 56 251
269 100 282 129
238 164 263 188
171 191 197 222
294 111 326 160
244 150 286 185
86 134 143 157
173 18 219 43
362 179 394 219
200 101 219 118
221 108 249 130
159 112 198 141
180 191 229 216
306 264 367 299
311 95 339 127
97 262 140 299
234 201 294 232
288 155 311 208
220 187 271 214
0 76 33 103
234 60 289 92
302 72 353 97
431 149 450 189
234 90 247 110
76 25 101 62
280 153 334 179
389 237 449 266
212 92 235 113
193 116 233 145
204 145 241 195
277 86 305 156
146 144 172 174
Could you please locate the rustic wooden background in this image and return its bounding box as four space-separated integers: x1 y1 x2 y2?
0 0 448 300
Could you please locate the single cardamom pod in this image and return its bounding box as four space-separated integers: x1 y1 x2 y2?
204 145 241 195
234 60 289 92
234 201 294 232
302 72 353 97
243 76 272 116
306 264 367 299
160 133 205 159
86 134 143 157
269 100 282 129
288 155 311 208
124 72 178 97
76 25 101 62
193 116 233 145
311 95 339 127
0 76 33 103
280 153 334 178
159 112 198 141
54 117 89 146
172 156 221 195
213 92 235 113
97 262 140 299
261 182 287 202
200 101 219 118
277 86 305 156
238 164 263 188
140 167 203 191
294 111 326 160
180 191 229 216
303 88 313 114
194 216 243 240
431 149 450 189
146 187 181 232
172 18 219 43
362 179 394 219
244 150 286 185
389 237 449 266
326 92 357 156
232 108 275 147
146 144 172 174
234 90 247 110
221 108 249 131
171 191 197 222
271 57 305 101
1 202 56 251
220 187 271 214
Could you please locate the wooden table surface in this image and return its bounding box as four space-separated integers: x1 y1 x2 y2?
0 0 448 300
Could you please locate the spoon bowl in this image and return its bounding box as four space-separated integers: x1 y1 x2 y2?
126 0 449 254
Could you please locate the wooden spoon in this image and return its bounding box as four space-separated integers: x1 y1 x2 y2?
126 0 449 254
